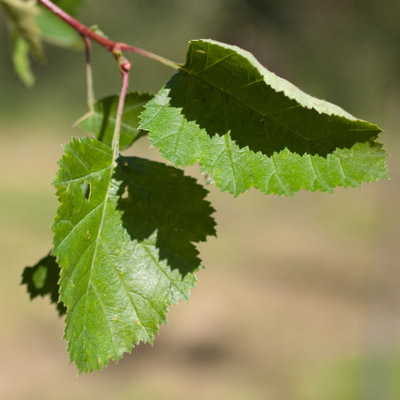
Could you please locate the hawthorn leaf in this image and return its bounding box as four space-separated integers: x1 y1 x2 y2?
78 92 153 150
116 156 216 275
140 39 387 197
22 253 66 315
52 137 215 372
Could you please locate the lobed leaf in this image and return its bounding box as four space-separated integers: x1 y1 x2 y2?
140 39 387 197
78 92 153 150
52 137 215 372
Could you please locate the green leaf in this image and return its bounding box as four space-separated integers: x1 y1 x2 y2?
89 24 108 39
22 253 66 316
52 137 215 372
38 0 85 48
1 0 45 86
50 0 84 16
0 0 45 60
77 93 153 150
12 34 35 87
36 0 84 49
140 39 387 197
116 156 216 275
0 0 85 84
36 7 82 48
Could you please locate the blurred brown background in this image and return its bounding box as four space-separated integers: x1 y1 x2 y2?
1 1 399 399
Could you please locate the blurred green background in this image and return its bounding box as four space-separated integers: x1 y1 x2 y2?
1 1 399 399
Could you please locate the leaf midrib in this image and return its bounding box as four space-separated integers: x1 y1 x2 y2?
80 156 117 350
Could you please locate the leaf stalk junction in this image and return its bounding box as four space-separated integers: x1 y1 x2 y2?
37 0 178 156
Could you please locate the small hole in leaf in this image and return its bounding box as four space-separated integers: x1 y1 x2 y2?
205 174 215 185
81 181 91 200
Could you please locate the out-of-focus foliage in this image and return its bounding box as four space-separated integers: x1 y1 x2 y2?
0 0 44 86
0 0 84 86
36 0 83 48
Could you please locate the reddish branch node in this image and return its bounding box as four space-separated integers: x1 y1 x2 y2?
121 62 132 73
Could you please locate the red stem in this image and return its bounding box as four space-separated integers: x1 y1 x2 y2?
38 0 117 51
37 0 180 69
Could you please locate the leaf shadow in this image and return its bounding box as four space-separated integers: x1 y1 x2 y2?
79 93 152 150
22 253 66 316
165 70 380 157
116 156 216 277
97 96 115 145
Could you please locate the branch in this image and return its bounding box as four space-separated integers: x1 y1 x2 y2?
37 0 180 69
